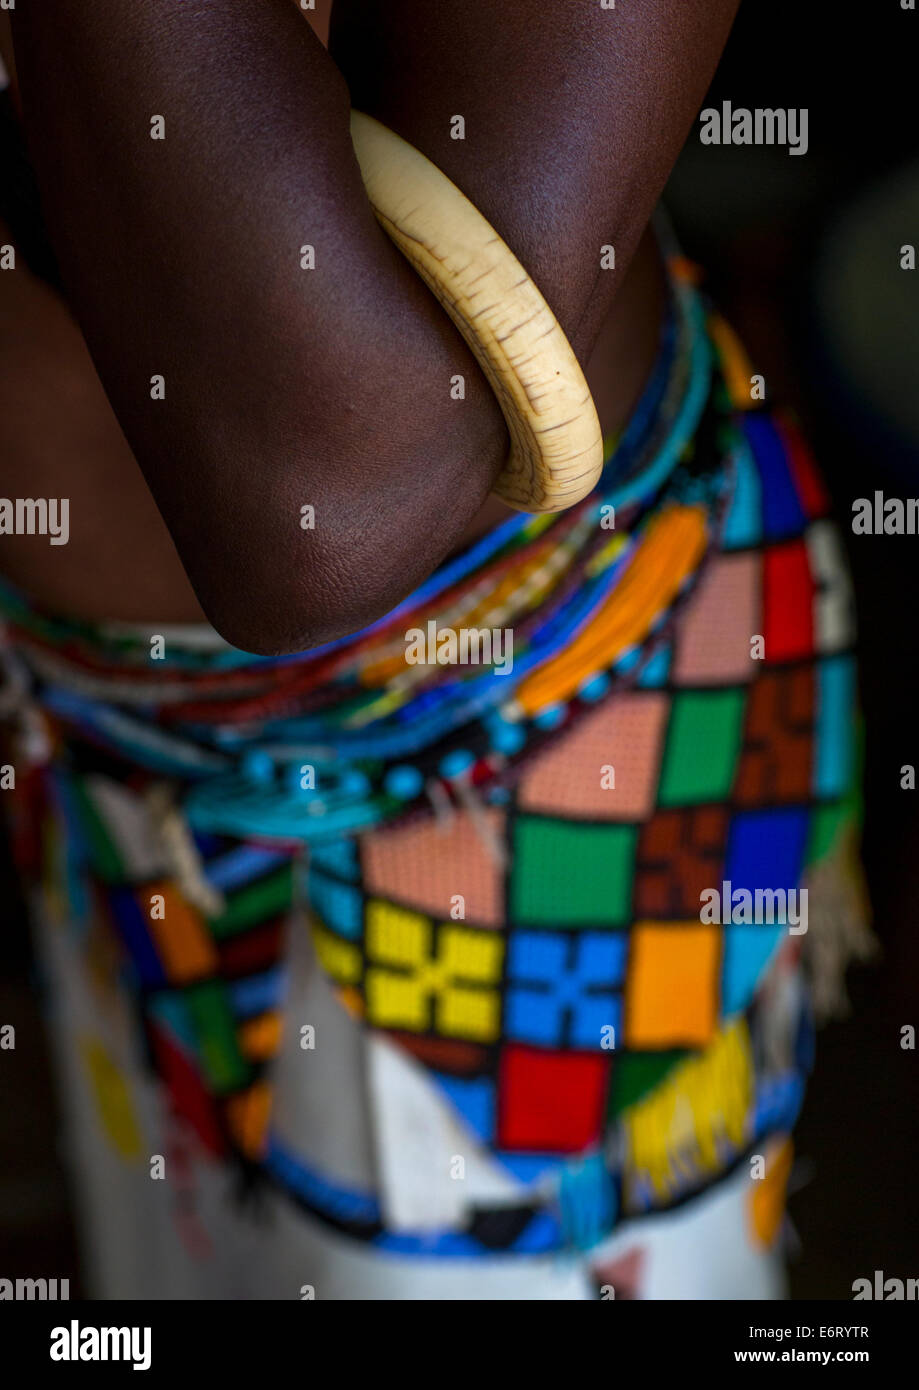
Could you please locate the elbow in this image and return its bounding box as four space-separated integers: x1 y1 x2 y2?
177 412 505 658
202 573 403 659
187 503 452 658
195 549 408 658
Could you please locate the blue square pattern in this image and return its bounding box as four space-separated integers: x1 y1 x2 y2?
308 870 363 939
745 413 807 540
229 967 285 1019
722 435 763 550
815 655 856 799
309 837 360 882
434 1074 495 1146
495 1150 568 1186
108 887 165 988
721 923 784 1016
206 843 288 891
148 993 198 1052
725 807 808 896
506 931 625 1049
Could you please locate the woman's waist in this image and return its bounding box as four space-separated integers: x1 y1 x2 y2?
0 277 731 858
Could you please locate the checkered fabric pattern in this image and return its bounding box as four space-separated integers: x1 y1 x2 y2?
8 402 864 1253
307 409 861 1200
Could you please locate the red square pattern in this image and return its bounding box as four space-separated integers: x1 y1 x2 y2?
497 1045 610 1152
763 540 814 662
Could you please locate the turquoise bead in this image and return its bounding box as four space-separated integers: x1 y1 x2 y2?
534 703 565 730
242 750 275 784
488 717 526 756
439 748 475 779
384 764 424 800
579 672 611 702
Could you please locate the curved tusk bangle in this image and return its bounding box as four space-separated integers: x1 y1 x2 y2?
349 110 604 515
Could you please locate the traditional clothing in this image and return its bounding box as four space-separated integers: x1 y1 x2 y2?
0 260 871 1299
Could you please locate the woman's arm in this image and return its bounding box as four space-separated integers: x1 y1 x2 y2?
12 0 506 653
329 0 740 357
12 0 737 654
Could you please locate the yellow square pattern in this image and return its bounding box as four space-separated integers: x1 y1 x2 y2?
438 986 501 1041
366 899 431 966
438 925 503 984
312 919 362 986
365 970 430 1032
365 907 504 1041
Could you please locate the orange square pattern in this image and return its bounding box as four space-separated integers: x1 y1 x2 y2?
624 922 721 1048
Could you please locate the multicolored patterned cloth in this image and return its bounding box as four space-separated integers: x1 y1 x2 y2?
0 266 871 1276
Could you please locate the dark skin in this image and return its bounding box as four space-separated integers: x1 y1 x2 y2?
6 0 739 654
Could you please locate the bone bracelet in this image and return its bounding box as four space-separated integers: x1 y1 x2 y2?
349 110 604 514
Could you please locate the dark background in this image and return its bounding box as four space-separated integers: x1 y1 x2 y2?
2 0 918 1297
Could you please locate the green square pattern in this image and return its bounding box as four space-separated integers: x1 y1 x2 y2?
511 818 637 925
185 983 249 1094
658 689 745 806
805 803 846 867
805 788 862 868
608 1050 688 1117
